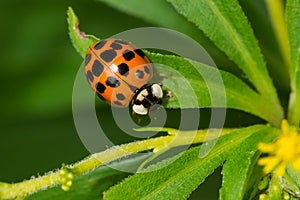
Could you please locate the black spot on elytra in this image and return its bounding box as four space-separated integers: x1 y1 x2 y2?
85 53 92 66
92 60 104 77
95 82 106 94
116 93 125 100
118 63 129 76
100 49 117 62
86 70 94 82
123 50 135 61
114 40 129 45
129 84 137 92
94 40 107 50
106 76 120 88
134 49 145 58
135 70 144 79
144 65 150 74
113 101 123 106
110 42 122 50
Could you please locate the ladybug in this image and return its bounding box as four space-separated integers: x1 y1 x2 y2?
84 39 163 115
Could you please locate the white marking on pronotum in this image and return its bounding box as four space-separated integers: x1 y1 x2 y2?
132 104 148 115
151 84 163 98
136 89 148 101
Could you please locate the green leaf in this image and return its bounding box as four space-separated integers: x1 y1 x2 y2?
104 125 272 200
283 167 300 199
239 0 289 93
67 6 277 123
67 7 99 58
288 71 300 126
220 126 277 200
96 0 234 69
24 154 151 200
168 0 283 125
265 0 290 72
67 6 280 124
287 165 300 190
149 53 281 125
268 174 282 200
286 0 300 77
287 0 300 126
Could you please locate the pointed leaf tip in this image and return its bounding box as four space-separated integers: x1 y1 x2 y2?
67 6 99 58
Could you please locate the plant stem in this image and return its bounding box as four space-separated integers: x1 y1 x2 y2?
265 0 290 71
268 173 282 200
265 0 294 127
0 127 234 199
286 0 300 127
288 71 300 126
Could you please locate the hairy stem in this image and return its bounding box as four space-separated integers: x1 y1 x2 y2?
0 127 234 199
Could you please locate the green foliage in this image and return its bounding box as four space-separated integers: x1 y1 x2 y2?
268 174 282 200
286 0 300 76
25 154 150 200
2 0 300 200
286 0 300 126
104 126 276 200
167 0 283 125
68 6 281 125
96 0 232 68
67 7 99 58
219 127 275 200
149 54 280 124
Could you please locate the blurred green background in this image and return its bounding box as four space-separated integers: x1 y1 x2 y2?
0 0 152 182
0 0 284 199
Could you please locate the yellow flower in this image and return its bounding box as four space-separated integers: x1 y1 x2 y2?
258 119 300 176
